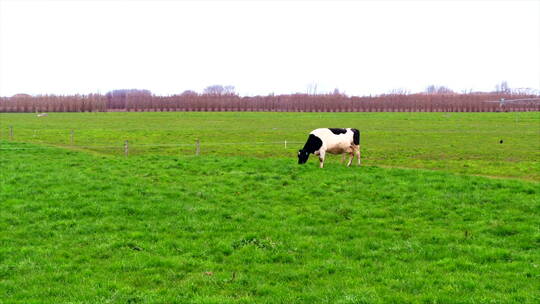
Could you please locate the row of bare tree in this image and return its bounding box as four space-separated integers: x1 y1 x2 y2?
1 93 538 113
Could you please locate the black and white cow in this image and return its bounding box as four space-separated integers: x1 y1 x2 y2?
298 128 360 168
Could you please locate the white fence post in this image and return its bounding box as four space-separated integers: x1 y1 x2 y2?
196 139 200 156
124 140 129 157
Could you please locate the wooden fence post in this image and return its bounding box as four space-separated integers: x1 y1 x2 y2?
124 140 129 157
196 139 200 156
70 129 74 145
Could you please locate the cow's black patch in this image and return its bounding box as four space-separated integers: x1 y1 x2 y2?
302 134 323 153
298 134 323 164
328 128 347 135
352 128 360 145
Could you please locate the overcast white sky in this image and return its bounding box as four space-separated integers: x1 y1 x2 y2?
0 0 539 96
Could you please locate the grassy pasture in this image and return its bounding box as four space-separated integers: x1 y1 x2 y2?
0 111 539 180
0 112 539 303
1 141 539 303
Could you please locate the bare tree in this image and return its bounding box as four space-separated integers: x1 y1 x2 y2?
180 90 198 96
12 93 32 98
203 85 224 95
425 85 454 94
388 88 410 95
495 81 510 93
306 82 318 95
203 85 236 96
224 85 236 95
510 87 539 95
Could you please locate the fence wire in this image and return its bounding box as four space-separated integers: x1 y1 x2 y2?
0 141 304 150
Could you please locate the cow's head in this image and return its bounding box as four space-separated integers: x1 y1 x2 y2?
298 149 310 164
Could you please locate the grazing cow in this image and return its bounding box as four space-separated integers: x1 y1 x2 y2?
37 113 48 117
298 128 360 168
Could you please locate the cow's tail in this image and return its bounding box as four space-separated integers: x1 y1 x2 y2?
352 128 360 145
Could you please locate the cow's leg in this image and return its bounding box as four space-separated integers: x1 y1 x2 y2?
347 151 354 167
355 145 361 166
341 153 346 164
318 150 326 168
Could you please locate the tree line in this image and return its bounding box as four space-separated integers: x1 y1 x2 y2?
1 89 539 113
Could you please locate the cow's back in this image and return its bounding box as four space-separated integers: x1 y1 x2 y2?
310 128 355 152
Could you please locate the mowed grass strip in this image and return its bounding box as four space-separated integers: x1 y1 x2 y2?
1 141 539 303
1 111 539 180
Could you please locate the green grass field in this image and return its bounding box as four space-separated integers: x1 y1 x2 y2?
1 112 539 303
1 112 539 180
